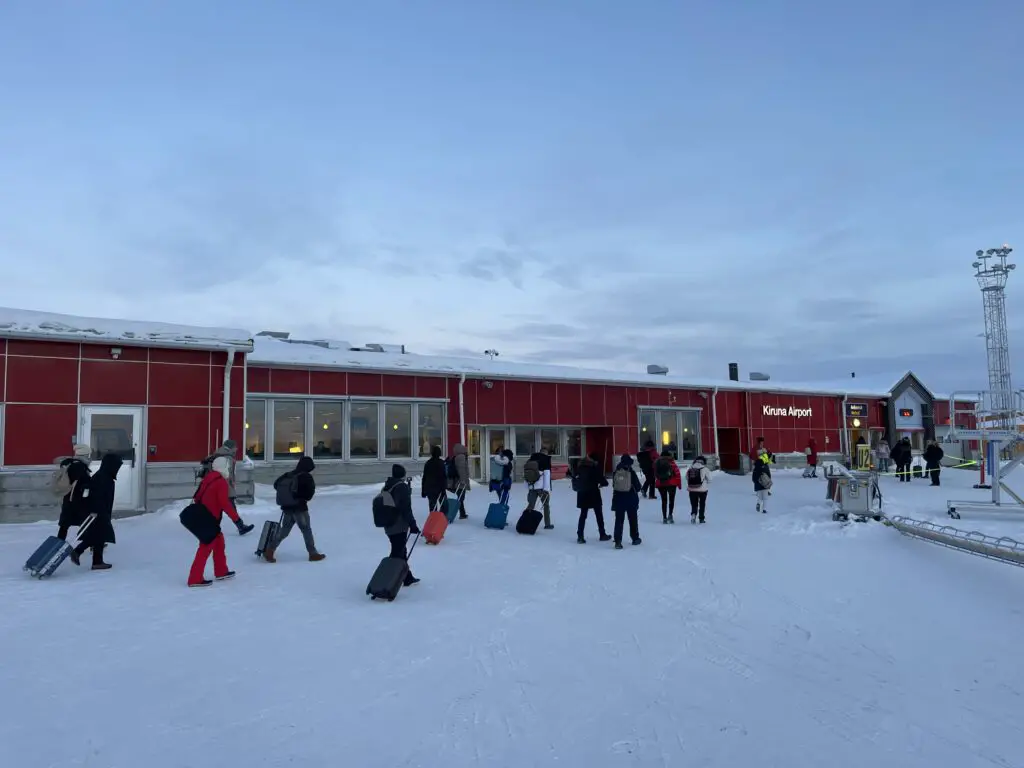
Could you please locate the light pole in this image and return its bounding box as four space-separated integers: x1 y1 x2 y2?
972 245 1016 433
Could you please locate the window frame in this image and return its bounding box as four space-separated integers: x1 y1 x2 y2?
348 400 382 461
415 402 446 459
271 399 308 460
383 402 414 460
311 400 345 460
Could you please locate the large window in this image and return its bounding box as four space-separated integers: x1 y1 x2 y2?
273 400 306 459
245 399 266 460
385 403 412 458
312 401 344 458
680 410 700 460
417 403 444 457
639 411 657 448
658 410 678 458
515 427 537 456
540 428 560 455
350 402 379 457
565 428 583 459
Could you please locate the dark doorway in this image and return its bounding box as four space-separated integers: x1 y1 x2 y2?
716 428 742 472
584 427 613 474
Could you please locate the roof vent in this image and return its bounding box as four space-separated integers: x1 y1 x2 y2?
749 372 770 381
647 364 669 375
349 343 407 354
256 331 290 339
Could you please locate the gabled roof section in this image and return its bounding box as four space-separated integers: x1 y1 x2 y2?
0 307 254 352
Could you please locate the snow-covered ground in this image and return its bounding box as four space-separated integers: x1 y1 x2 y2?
2 466 1023 768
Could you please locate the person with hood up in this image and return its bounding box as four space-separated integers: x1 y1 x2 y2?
201 439 255 536
753 452 772 514
70 452 121 570
610 454 642 549
890 437 912 482
803 438 819 478
451 443 471 519
876 439 891 473
686 455 711 524
381 464 421 587
57 443 92 541
636 440 659 500
490 448 514 506
572 453 610 543
187 456 237 587
263 455 325 563
654 450 682 523
526 447 554 530
421 444 448 515
923 440 945 486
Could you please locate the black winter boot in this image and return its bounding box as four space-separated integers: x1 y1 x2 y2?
235 518 255 536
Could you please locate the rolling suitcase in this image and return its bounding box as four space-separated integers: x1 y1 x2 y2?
445 492 461 523
423 496 449 544
255 513 284 558
485 502 509 530
24 514 97 579
367 532 421 601
515 508 543 535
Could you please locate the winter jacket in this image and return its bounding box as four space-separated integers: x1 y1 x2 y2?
572 456 607 510
610 456 642 513
890 441 911 466
490 451 513 490
83 453 121 546
876 441 890 459
383 470 419 537
58 458 91 529
653 456 682 489
195 470 232 523
805 440 818 467
752 461 772 492
637 446 658 473
277 456 316 513
421 455 448 499
923 444 944 469
525 452 552 492
685 460 711 493
452 444 470 492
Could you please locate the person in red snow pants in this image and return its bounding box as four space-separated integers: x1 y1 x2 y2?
188 456 236 587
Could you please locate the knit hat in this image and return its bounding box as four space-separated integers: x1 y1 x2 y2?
392 464 407 479
73 443 91 460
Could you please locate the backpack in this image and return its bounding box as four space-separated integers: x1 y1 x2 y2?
686 466 704 489
757 470 773 490
51 459 75 497
372 487 399 528
274 473 300 507
655 457 673 483
524 460 541 486
612 467 633 493
444 456 458 480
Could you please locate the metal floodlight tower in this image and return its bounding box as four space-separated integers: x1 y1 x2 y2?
973 244 1016 431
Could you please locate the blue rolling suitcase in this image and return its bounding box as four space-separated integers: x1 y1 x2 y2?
446 493 461 523
24 514 97 579
484 502 509 530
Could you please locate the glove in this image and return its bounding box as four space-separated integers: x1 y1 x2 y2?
409 524 421 535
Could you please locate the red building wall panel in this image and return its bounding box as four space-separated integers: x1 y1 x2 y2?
381 373 416 398
530 381 558 424
309 370 347 396
207 406 245 457
556 383 582 425
503 380 533 424
4 404 77 464
603 386 629 428
476 379 505 424
347 372 382 397
81 343 147 362
149 362 212 407
415 376 447 399
0 347 4 401
149 406 212 462
459 378 478 424
247 366 271 393
6 356 79 403
149 348 211 366
580 385 605 425
269 368 311 395
7 340 79 358
80 360 148 405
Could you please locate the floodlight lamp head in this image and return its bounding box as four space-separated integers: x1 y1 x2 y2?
976 250 984 257
987 249 996 255
1009 263 1017 270
972 261 981 269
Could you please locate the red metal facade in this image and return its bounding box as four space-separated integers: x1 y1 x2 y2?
1 339 241 465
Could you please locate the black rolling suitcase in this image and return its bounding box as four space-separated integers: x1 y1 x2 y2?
515 508 543 535
255 513 284 558
367 532 420 602
24 514 97 579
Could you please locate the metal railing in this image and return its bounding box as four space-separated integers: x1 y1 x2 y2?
886 515 1024 567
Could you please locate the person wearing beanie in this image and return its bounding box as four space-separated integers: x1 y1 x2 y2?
686 455 711 524
186 455 237 586
420 444 448 516
57 443 93 541
263 455 324 563
610 453 642 549
202 439 254 536
381 464 421 587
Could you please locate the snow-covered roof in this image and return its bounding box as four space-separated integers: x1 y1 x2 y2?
248 335 899 397
0 307 253 352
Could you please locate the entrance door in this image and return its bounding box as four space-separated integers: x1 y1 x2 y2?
80 406 144 511
466 427 484 480
716 428 742 471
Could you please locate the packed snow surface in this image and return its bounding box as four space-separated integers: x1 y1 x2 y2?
2 466 1023 767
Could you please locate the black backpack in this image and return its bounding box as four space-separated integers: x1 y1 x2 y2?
274 472 300 507
655 457 673 482
524 460 541 485
372 487 399 528
686 466 703 488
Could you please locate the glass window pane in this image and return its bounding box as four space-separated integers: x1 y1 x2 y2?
680 410 700 460
312 401 344 458
489 430 506 455
540 428 559 454
89 414 135 462
515 427 537 456
639 411 656 448
350 402 379 458
467 427 482 456
245 399 266 460
273 401 306 459
658 410 678 459
565 429 583 458
417 404 444 457
385 403 412 458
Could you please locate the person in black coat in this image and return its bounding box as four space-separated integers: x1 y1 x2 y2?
923 440 945 486
57 444 93 541
636 440 658 499
421 444 448 514
71 452 121 570
890 437 912 482
572 453 610 544
383 464 421 587
610 454 643 549
265 455 325 562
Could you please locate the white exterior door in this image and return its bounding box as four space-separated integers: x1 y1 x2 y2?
80 406 145 511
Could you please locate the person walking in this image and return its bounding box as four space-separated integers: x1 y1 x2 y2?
56 443 92 541
186 456 236 587
381 464 421 587
753 452 772 513
876 439 891 473
924 440 945 486
263 456 326 563
525 448 554 530
803 438 819 478
654 450 682 523
421 444 448 515
891 437 912 482
686 455 711 524
201 439 255 536
70 452 121 570
636 440 659 500
610 454 642 549
451 443 471 519
572 453 610 543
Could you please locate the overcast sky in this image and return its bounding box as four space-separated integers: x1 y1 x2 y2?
1 0 1022 393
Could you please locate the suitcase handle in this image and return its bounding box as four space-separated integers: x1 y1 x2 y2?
74 513 98 546
406 530 422 559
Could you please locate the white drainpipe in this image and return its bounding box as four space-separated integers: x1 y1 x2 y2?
711 387 720 462
841 394 848 460
458 373 467 446
222 351 235 448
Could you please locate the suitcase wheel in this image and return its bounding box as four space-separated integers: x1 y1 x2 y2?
387 596 395 602
370 595 377 600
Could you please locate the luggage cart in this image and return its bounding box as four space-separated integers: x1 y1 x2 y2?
830 468 882 523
